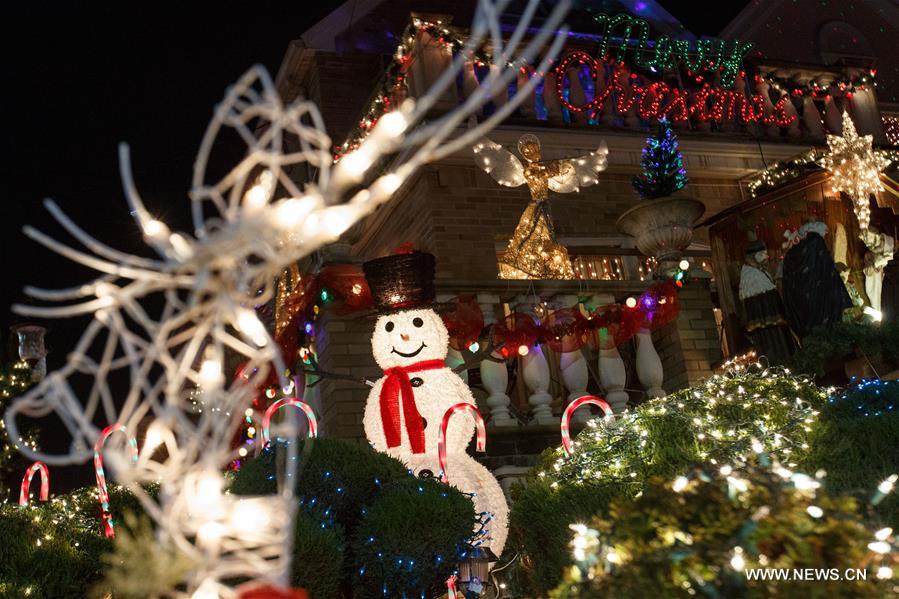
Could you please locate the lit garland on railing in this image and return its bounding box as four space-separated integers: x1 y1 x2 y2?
746 147 899 198
760 68 877 98
337 14 867 161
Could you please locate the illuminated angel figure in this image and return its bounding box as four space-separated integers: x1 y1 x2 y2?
474 133 608 279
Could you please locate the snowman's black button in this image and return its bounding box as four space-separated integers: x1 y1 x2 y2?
418 469 434 480
410 377 424 387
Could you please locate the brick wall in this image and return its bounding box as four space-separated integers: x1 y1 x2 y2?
655 279 722 392
355 161 742 281
313 310 381 442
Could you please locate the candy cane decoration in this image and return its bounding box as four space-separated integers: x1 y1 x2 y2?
446 574 458 599
561 395 613 458
261 397 318 447
94 423 139 538
438 403 487 485
19 461 50 506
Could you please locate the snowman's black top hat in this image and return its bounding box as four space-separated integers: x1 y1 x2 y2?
363 248 438 312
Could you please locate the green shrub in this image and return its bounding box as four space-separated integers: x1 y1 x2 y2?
509 367 824 595
803 379 899 527
291 509 345 598
0 483 150 598
553 463 890 598
352 477 475 598
790 321 899 378
231 438 476 598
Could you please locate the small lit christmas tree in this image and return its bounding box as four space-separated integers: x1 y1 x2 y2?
632 117 688 199
1 358 38 501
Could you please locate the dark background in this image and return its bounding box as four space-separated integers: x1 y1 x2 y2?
0 1 745 489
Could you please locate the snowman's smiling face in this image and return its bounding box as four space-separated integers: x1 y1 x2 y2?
372 308 449 369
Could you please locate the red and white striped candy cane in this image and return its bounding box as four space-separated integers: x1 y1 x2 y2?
261 397 318 447
438 402 486 485
561 395 613 458
19 461 50 506
446 574 458 598
94 423 139 538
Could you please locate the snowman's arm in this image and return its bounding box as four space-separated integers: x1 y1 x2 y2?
363 378 389 452
447 372 482 427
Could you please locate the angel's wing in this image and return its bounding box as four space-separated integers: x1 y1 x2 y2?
473 138 526 187
548 141 609 193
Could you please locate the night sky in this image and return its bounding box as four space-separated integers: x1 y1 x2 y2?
0 2 744 489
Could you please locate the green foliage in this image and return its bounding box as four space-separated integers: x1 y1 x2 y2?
94 513 194 599
552 464 890 598
510 367 824 595
803 379 899 527
230 438 476 598
789 321 899 379
0 483 152 598
352 477 475 598
291 509 345 599
631 117 689 199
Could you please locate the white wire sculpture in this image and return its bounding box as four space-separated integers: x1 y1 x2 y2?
5 1 571 596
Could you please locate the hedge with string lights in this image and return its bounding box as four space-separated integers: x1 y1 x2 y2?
803 378 899 528
553 461 896 598
0 483 152 598
229 437 476 599
508 365 825 595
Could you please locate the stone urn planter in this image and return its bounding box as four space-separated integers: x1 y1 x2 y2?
616 196 706 277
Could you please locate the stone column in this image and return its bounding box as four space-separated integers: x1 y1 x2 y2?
477 292 517 427
599 345 629 413
635 329 665 398
522 344 557 425
559 349 590 422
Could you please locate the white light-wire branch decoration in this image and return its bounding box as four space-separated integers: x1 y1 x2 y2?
5 1 571 597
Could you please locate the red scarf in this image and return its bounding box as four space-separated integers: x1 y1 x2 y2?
380 359 445 454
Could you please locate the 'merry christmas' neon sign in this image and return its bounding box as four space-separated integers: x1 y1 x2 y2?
590 13 753 89
552 13 796 128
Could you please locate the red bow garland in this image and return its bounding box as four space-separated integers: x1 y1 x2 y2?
380 359 445 453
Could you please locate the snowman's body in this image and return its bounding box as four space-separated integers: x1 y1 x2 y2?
363 307 509 556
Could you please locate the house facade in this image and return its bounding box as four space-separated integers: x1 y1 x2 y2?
274 0 896 480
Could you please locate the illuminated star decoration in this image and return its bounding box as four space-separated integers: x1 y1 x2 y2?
822 110 890 231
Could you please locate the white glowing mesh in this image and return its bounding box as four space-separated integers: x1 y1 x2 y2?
5 1 573 596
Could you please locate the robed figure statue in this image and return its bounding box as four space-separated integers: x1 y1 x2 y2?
739 239 796 363
781 221 852 337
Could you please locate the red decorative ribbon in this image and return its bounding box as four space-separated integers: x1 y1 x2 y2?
380 359 445 453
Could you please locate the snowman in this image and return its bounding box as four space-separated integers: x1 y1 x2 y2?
361 249 509 557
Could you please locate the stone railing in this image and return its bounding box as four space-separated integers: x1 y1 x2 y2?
435 279 669 429
406 29 883 144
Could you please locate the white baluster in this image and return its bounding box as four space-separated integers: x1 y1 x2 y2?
635 328 665 398
445 346 469 384
802 95 825 140
560 349 591 422
823 92 841 133
481 354 517 427
478 293 516 427
599 345 629 413
522 344 556 425
543 70 564 125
